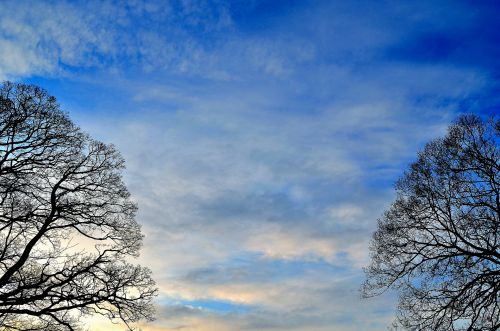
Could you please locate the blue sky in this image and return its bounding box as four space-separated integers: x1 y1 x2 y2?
1 1 499 330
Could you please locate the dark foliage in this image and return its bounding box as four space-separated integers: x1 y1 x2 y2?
0 82 157 330
363 115 500 330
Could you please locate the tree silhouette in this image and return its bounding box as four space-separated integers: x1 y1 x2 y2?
363 115 500 330
0 82 157 331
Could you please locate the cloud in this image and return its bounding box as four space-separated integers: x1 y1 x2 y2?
67 53 488 329
67 79 459 329
144 268 397 331
0 0 234 80
0 0 316 82
245 224 338 261
0 1 112 78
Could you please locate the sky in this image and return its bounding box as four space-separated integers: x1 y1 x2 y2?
1 0 500 330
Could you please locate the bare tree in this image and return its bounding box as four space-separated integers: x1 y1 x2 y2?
0 82 157 331
363 115 500 330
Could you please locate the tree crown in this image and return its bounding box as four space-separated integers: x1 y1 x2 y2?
363 114 500 330
0 82 157 331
